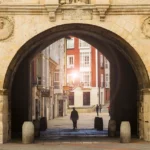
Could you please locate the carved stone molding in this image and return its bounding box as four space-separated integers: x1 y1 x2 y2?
60 2 94 21
142 17 150 38
63 9 92 20
1 2 150 16
0 16 14 41
59 0 89 4
49 12 56 22
96 5 110 21
45 5 59 22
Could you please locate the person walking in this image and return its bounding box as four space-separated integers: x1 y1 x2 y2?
96 104 99 116
70 107 79 130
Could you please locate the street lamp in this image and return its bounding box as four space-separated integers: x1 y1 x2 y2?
71 72 78 79
71 71 79 87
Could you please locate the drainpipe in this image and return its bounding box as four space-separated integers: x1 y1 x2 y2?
98 51 100 106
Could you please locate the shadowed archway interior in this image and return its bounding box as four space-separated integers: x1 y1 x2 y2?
4 24 150 138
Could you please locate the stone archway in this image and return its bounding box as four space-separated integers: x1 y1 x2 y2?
2 23 149 143
4 24 149 88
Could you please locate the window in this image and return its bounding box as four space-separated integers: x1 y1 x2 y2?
37 77 42 85
105 74 109 82
83 92 90 106
105 63 108 68
105 82 110 88
67 55 74 68
54 82 60 89
54 72 60 89
67 38 74 49
80 52 90 67
100 54 104 68
69 92 74 105
36 56 42 85
79 39 90 48
80 72 90 87
101 74 104 87
105 73 110 88
105 59 109 69
54 72 59 81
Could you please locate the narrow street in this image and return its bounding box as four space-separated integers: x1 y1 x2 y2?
2 111 150 150
48 112 110 129
39 112 110 141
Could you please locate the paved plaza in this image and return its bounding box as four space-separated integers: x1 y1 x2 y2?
1 112 150 149
0 138 150 150
39 112 109 141
48 112 109 129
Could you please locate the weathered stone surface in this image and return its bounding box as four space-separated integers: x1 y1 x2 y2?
120 121 131 143
22 122 34 144
63 9 92 20
0 16 14 41
108 119 116 137
142 17 150 38
0 122 3 135
0 0 40 5
141 89 150 141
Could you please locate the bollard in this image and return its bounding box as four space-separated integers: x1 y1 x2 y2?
94 117 103 130
33 120 40 137
40 117 47 131
108 119 116 137
120 121 131 143
22 121 34 144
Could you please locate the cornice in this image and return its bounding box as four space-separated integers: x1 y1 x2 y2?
0 4 150 14
0 4 150 20
108 5 150 15
0 5 47 15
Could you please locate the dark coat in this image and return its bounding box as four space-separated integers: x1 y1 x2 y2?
96 105 99 111
70 110 79 121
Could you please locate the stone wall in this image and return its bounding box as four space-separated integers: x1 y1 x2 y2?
139 89 150 141
0 14 150 89
0 0 150 143
0 90 9 143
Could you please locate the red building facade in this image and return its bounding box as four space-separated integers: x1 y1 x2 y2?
66 36 110 107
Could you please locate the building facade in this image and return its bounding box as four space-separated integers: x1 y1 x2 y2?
31 39 67 123
66 37 110 109
97 52 110 105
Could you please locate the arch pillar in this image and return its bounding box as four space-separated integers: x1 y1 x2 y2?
139 89 150 141
0 89 9 143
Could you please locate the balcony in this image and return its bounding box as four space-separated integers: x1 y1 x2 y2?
41 89 50 97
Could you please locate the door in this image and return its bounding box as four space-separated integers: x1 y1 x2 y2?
59 100 63 116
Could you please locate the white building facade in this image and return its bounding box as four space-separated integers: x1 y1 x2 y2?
31 38 67 123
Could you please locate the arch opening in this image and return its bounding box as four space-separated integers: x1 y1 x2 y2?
4 23 150 139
